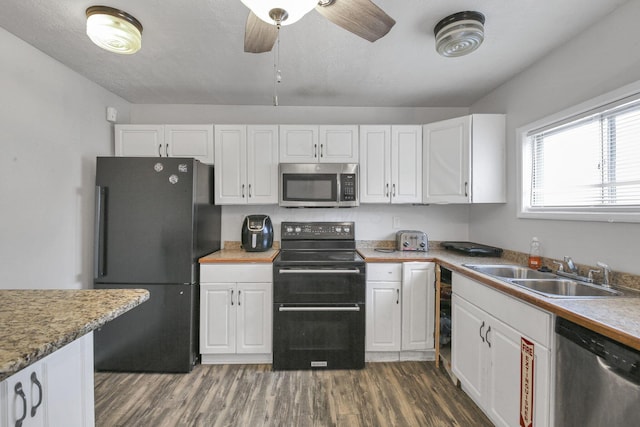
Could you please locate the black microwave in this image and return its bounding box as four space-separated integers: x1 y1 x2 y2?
279 163 359 208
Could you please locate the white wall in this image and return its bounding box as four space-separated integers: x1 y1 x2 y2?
0 28 131 289
221 204 470 246
469 0 640 275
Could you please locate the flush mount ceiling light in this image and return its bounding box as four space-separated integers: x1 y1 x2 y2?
241 0 318 26
434 11 485 57
86 6 143 54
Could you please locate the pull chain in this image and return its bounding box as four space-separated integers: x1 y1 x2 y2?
273 24 281 106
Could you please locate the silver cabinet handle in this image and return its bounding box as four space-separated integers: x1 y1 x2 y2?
392 183 396 197
464 182 469 197
248 184 252 198
230 289 234 306
30 372 43 417
241 184 245 198
485 326 492 348
238 290 241 306
14 382 27 427
158 144 162 157
314 143 318 158
396 289 400 304
320 143 324 158
279 268 361 274
479 320 486 342
278 306 360 312
386 183 389 197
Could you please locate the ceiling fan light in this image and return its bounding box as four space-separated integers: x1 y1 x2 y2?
86 6 143 54
241 0 318 25
434 11 485 57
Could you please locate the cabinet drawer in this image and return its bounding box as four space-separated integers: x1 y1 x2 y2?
452 272 552 347
201 264 272 283
367 263 402 281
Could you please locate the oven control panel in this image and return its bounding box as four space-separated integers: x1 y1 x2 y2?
281 222 355 240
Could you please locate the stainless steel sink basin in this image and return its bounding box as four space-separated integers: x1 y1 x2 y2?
464 264 555 279
464 263 623 298
510 279 623 298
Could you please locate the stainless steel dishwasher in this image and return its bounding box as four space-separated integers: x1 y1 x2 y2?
555 317 640 426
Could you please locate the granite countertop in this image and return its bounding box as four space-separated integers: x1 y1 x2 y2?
358 248 640 351
0 289 149 381
199 248 279 264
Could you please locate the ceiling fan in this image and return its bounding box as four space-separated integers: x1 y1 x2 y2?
241 0 396 53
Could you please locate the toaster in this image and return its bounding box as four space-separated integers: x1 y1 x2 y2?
396 230 428 252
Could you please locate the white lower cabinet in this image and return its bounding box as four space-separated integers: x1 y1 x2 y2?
452 273 551 427
200 264 272 364
0 333 94 427
366 262 435 361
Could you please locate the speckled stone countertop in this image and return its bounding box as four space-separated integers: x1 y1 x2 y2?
358 248 640 351
0 289 149 381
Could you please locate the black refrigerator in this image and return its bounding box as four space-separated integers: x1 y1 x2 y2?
93 157 221 373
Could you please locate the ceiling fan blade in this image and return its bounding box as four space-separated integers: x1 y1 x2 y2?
244 12 278 53
315 0 395 42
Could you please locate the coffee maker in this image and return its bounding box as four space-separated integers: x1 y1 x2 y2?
241 215 274 252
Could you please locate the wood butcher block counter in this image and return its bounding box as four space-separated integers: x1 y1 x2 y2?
358 248 640 352
0 289 149 381
199 248 279 264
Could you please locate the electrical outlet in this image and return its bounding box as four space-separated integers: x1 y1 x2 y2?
393 216 401 228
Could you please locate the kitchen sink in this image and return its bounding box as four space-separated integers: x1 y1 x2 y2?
510 279 623 298
464 263 623 298
464 264 554 280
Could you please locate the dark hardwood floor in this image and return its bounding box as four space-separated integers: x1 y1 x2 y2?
95 361 492 426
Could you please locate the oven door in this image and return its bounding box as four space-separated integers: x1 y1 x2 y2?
273 266 365 304
273 303 365 370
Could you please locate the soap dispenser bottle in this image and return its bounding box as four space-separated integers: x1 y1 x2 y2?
528 237 541 269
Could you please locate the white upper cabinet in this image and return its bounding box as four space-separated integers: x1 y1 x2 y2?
360 125 422 204
422 114 505 204
214 125 278 205
115 124 214 164
164 125 214 164
279 125 358 163
115 124 164 157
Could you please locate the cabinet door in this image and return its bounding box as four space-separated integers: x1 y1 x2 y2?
200 283 236 353
236 282 272 354
115 125 165 157
165 125 214 164
359 125 391 203
319 125 359 162
1 364 44 427
423 116 471 203
279 125 319 163
451 294 486 405
247 125 279 204
401 262 435 351
41 333 94 427
214 125 247 205
486 322 550 427
484 316 523 427
366 281 401 352
391 126 422 204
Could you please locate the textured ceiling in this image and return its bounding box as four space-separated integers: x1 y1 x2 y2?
0 0 630 107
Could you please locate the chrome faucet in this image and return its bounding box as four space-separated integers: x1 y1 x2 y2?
564 256 579 274
596 262 612 287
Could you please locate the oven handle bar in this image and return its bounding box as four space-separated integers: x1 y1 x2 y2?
278 269 361 274
278 306 361 312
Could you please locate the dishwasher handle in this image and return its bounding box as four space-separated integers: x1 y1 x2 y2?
556 317 640 385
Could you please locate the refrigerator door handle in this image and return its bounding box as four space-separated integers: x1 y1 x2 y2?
94 186 108 278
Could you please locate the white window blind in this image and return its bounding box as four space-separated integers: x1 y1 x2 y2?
526 96 640 210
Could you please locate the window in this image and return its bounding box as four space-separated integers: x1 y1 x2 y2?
521 93 640 222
